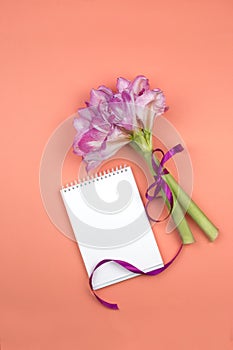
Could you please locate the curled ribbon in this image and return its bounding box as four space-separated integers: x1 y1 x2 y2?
89 144 184 310
89 244 183 310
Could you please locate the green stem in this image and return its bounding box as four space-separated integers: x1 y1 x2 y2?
164 172 218 241
138 146 195 244
130 130 218 242
148 148 219 242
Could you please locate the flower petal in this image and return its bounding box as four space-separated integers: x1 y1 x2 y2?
78 128 107 153
73 117 91 155
73 116 90 132
116 77 130 93
136 105 156 130
90 88 110 106
109 100 135 131
150 90 166 115
98 85 113 97
135 90 166 130
84 127 131 171
78 106 96 121
129 75 149 96
135 90 157 106
91 115 110 133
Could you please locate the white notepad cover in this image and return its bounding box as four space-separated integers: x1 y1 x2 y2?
60 166 164 290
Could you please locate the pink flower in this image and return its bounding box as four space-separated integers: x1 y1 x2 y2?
113 75 167 130
73 75 167 170
73 104 131 171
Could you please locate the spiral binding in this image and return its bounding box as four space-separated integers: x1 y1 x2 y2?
61 164 129 192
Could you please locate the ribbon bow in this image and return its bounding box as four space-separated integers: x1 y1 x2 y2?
145 144 184 222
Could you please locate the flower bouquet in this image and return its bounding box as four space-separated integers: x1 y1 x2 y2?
73 75 218 245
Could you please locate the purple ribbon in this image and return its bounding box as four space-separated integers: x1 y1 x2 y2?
145 144 184 222
89 245 183 310
89 144 184 310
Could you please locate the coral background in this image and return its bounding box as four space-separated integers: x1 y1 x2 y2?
0 0 232 349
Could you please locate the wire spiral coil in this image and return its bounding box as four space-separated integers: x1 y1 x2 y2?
61 164 128 192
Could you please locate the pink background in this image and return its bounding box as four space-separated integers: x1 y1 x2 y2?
1 0 233 349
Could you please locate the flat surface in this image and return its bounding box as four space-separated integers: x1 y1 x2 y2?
0 0 232 349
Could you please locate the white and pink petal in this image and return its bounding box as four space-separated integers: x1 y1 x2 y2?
89 87 113 106
116 77 130 93
84 127 131 171
78 128 107 154
129 75 150 96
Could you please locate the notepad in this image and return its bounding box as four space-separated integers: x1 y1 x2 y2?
60 166 164 290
